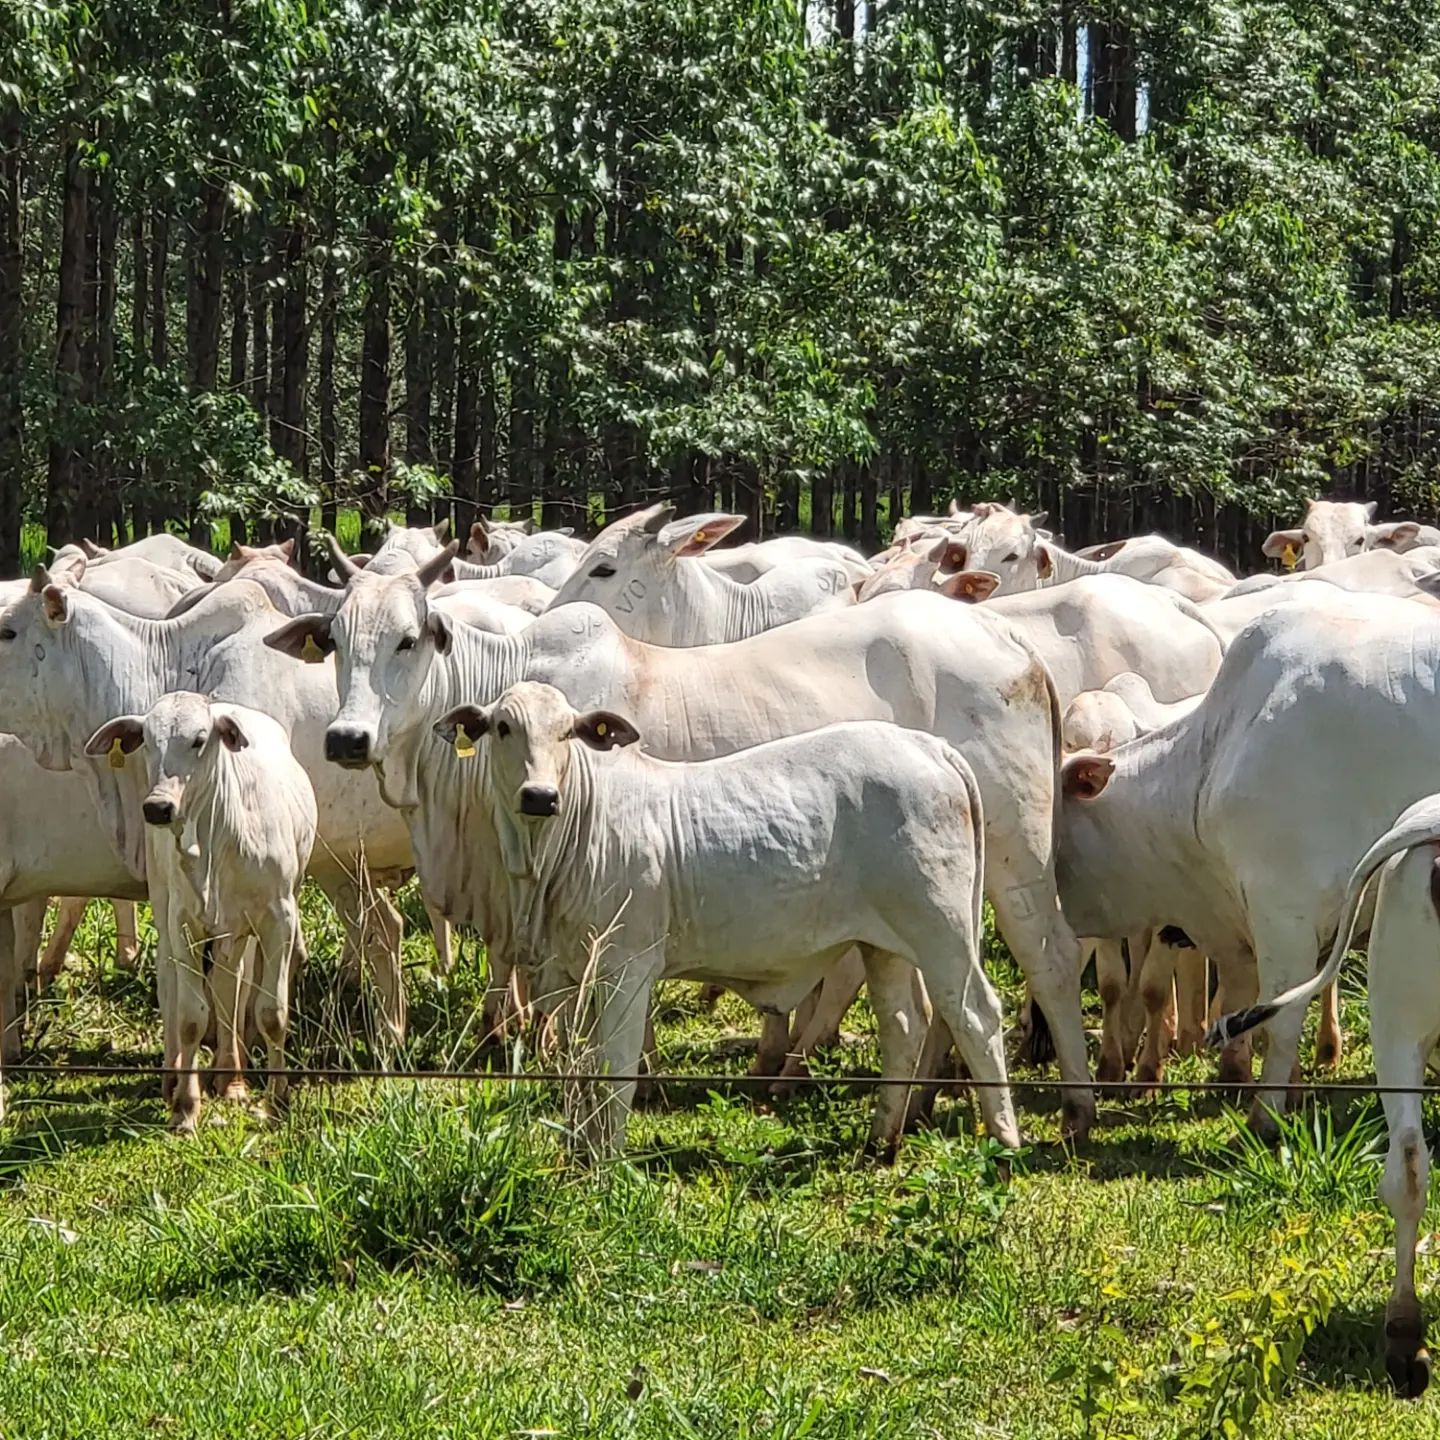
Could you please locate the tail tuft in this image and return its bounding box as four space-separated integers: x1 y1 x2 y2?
1205 1002 1278 1050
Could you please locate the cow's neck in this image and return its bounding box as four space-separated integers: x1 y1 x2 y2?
1041 546 1110 586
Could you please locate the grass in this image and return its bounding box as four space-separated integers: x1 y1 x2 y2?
0 894 1438 1438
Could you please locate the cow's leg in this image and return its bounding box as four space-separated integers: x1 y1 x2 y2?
1369 845 1440 1396
1245 920 1323 1135
422 896 453 976
1174 946 1208 1056
252 896 301 1118
1093 940 1130 1084
773 951 866 1098
316 869 406 1044
209 936 252 1102
112 900 140 970
990 876 1093 1141
0 910 20 1067
913 940 1020 1152
167 913 209 1135
789 986 820 1049
573 957 660 1160
1133 935 1180 1095
862 949 927 1158
20 897 61 986
1315 981 1343 1070
751 1009 791 1078
1210 943 1257 1089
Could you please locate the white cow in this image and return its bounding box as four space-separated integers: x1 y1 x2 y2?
986 575 1224 706
1057 586 1440 1129
1061 673 1203 754
85 694 315 1133
545 507 858 645
266 573 1098 1137
1208 793 1440 1398
1259 498 1440 571
464 516 543 563
61 532 222 580
1073 535 1236 603
433 681 1018 1159
702 534 871 585
0 570 417 1041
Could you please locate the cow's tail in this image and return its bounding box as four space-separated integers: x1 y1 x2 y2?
1207 811 1440 1048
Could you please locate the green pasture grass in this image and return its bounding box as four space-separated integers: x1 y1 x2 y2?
0 893 1437 1437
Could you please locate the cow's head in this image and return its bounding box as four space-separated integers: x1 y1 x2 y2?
265 540 457 791
84 691 249 829
435 682 637 830
1263 498 1376 571
211 537 296 584
546 504 746 626
946 504 1050 594
1060 692 1141 757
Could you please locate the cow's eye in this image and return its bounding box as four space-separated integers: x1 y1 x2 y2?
589 563 616 579
193 736 205 750
397 635 416 652
1003 552 1019 563
0 628 14 641
496 721 510 739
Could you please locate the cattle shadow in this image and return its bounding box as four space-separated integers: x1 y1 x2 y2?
1301 1299 1392 1392
0 1095 165 1180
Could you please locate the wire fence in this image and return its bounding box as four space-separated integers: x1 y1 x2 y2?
5 1061 1440 1097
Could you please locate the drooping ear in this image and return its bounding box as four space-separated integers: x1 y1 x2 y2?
1034 543 1054 580
937 539 969 575
1414 571 1440 600
432 517 451 543
263 613 335 662
433 704 490 747
469 519 489 552
427 607 453 654
83 715 144 759
42 584 70 624
228 541 252 561
415 539 460 589
1364 501 1378 521
212 712 250 752
571 710 641 751
279 537 296 563
936 569 1000 603
657 512 747 557
1371 520 1420 551
1262 529 1305 560
79 538 108 559
1061 753 1116 801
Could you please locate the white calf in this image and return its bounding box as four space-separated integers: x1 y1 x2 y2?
86 694 316 1133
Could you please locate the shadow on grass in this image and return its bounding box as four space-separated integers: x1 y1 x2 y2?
1302 1299 1391 1392
0 1096 165 1180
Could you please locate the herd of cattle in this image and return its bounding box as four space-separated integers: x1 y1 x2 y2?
3 494 1440 1390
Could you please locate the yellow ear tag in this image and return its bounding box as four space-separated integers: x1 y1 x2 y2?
108 738 126 770
301 633 325 663
693 531 706 544
1281 543 1298 571
454 727 476 759
596 721 608 737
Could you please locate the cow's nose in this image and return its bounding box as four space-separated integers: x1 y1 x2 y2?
325 726 372 767
519 785 559 817
143 798 175 826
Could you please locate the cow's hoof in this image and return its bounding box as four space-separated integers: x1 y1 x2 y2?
1216 1052 1252 1091
1095 1053 1127 1086
167 1108 200 1138
1129 1062 1162 1100
1245 1101 1281 1142
1387 1347 1431 1400
1059 1095 1094 1145
1315 1039 1341 1071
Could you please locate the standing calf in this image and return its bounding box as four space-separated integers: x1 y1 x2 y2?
435 682 1019 1159
86 693 316 1133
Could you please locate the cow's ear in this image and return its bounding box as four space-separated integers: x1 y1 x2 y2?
41 584 70 624
83 716 144 759
936 569 1000 604
657 512 746 557
1371 520 1419 550
79 537 108 559
212 712 250 752
1365 500 1379 521
427 608 453 655
432 517 451 543
264 613 334 662
1034 543 1053 580
1026 510 1048 528
938 539 969 575
469 519 488 552
1261 529 1304 562
279 537 297 563
571 710 641 751
1061 753 1115 801
51 552 86 584
433 704 489 750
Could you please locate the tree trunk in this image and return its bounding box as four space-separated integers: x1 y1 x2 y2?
93 162 119 545
812 469 834 536
185 181 225 542
278 216 307 475
842 460 858 540
249 237 269 419
226 256 248 546
358 205 391 520
777 473 799 532
403 266 433 523
319 237 338 538
1089 24 1137 139
911 452 931 516
0 104 22 573
47 140 88 547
